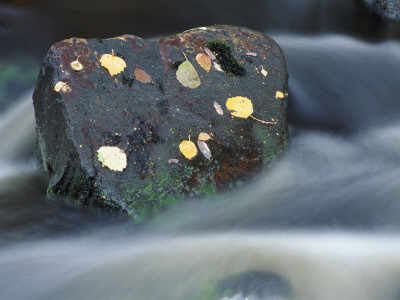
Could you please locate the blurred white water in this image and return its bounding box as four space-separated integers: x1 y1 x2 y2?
2 232 400 300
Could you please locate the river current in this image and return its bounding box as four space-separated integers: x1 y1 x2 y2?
1 2 400 300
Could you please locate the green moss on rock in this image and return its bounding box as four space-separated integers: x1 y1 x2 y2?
206 40 246 76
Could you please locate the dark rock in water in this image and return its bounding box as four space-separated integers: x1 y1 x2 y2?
33 25 289 217
365 0 400 19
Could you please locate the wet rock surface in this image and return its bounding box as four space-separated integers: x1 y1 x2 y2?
33 25 289 217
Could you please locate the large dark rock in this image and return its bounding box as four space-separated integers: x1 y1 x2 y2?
33 25 289 217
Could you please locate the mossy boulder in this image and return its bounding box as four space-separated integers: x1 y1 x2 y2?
33 25 289 217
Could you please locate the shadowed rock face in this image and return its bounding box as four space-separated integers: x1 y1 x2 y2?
33 25 289 217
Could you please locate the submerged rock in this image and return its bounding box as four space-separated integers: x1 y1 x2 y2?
33 25 289 217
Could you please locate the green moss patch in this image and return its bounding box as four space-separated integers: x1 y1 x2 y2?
206 41 246 76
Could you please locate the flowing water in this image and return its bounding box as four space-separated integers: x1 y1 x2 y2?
1 1 400 300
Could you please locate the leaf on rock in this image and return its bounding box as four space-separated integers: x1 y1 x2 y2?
261 66 268 77
198 132 211 141
226 96 254 119
196 53 211 72
100 53 126 76
213 101 224 115
176 58 201 89
97 151 105 162
71 59 83 71
197 141 211 160
54 81 71 93
213 62 223 72
168 158 180 164
275 91 284 99
97 146 127 172
134 67 152 83
204 47 216 60
179 140 197 159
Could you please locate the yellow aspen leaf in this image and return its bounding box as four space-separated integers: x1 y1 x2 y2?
97 146 127 172
176 58 201 89
198 132 211 141
54 81 72 93
275 91 284 99
179 140 197 159
197 141 211 160
213 101 224 115
196 53 211 72
226 96 254 119
70 59 83 71
100 53 126 76
134 67 152 83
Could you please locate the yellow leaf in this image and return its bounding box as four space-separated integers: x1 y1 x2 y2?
176 59 201 88
226 96 254 119
70 60 83 71
198 132 211 141
54 81 72 93
134 67 152 83
100 53 126 76
179 140 197 159
275 91 284 99
196 53 211 72
97 146 127 171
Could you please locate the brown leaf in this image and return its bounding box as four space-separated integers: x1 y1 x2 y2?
134 67 152 83
196 53 211 72
197 141 211 160
204 47 216 60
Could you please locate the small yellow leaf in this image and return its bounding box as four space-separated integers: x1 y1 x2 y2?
197 132 211 141
100 53 126 76
196 53 211 72
213 101 224 115
198 132 211 141
134 67 152 83
54 81 72 93
179 140 197 159
197 141 211 160
97 146 127 171
71 60 83 71
226 96 254 119
275 91 284 99
54 81 65 92
176 59 201 88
